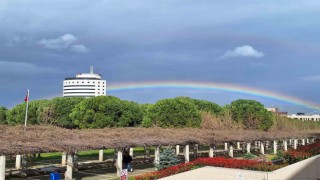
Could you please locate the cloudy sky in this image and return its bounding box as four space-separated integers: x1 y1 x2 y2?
1 1 320 113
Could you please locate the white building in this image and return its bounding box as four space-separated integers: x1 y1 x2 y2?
63 67 106 97
287 114 320 121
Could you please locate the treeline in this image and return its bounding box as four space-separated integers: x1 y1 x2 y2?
0 96 318 131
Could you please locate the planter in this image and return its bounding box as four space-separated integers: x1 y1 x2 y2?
160 155 320 180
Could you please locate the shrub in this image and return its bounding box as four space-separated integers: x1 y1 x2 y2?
243 153 256 159
154 148 181 170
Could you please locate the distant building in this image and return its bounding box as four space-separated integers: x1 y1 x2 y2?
287 114 320 121
266 107 288 116
63 66 106 97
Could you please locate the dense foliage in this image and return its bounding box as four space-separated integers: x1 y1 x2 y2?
70 96 142 128
2 96 319 130
229 99 274 131
0 106 7 124
144 97 201 128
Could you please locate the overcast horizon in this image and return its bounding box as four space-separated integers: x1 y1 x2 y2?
1 1 320 113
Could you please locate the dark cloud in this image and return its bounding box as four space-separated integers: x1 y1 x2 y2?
1 0 320 113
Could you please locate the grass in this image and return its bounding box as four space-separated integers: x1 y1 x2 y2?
28 147 152 162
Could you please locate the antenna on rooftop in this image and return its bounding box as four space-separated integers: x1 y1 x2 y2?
90 66 94 74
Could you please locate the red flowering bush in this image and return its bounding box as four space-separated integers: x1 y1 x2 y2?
284 141 319 164
135 157 282 180
296 141 320 155
284 151 311 164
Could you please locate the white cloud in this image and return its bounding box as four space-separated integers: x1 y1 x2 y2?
221 45 264 59
38 34 88 53
71 44 89 53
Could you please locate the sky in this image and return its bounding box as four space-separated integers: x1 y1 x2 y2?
1 0 320 113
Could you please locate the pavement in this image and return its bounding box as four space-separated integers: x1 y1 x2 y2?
7 164 155 180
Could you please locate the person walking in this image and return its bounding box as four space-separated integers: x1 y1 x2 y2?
122 151 133 172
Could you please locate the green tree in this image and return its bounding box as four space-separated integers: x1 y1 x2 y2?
50 97 84 128
141 104 153 127
7 100 50 125
0 106 8 124
146 97 201 128
191 98 222 115
70 96 143 129
229 99 273 131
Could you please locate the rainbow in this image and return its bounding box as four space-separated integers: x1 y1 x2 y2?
107 81 320 110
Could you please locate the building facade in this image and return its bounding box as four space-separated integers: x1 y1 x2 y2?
63 67 106 97
266 107 288 116
287 114 320 121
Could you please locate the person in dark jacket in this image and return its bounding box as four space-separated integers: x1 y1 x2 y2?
122 151 133 171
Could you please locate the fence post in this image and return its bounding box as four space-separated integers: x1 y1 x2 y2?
273 140 277 155
194 144 199 157
99 149 104 162
228 145 234 158
209 144 214 158
260 142 265 155
116 150 123 177
154 146 160 170
294 139 298 149
176 145 180 155
284 140 288 151
184 144 190 163
65 154 74 180
237 142 241 150
0 156 5 180
129 148 133 157
15 155 22 169
62 152 67 166
246 142 251 153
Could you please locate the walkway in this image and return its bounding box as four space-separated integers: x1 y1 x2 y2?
8 164 155 180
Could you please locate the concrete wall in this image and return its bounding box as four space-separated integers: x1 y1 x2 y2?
161 155 320 180
268 155 320 180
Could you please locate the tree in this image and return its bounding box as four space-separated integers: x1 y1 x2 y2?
0 106 7 124
50 97 84 128
7 100 50 125
69 96 143 129
141 104 153 127
191 98 222 115
146 97 201 128
229 99 273 131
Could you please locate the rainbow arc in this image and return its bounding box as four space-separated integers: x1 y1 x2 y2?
107 81 320 110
